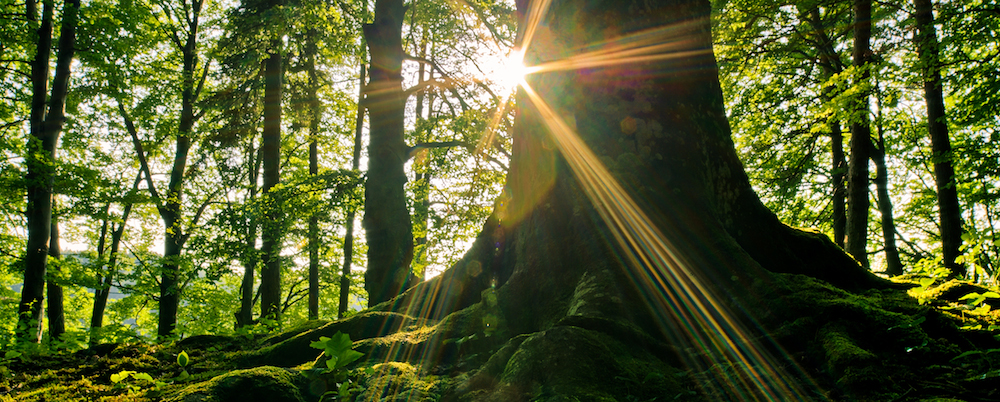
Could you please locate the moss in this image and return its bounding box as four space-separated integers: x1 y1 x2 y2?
161 366 306 402
356 361 444 402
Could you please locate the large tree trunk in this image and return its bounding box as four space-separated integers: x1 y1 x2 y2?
18 0 78 344
914 0 964 277
362 0 416 307
260 45 284 321
845 0 875 268
357 0 886 397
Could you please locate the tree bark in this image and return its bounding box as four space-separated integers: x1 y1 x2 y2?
873 141 905 275
154 0 204 338
91 174 139 339
237 139 261 328
259 44 283 322
340 41 367 319
18 0 78 344
361 1 892 399
802 7 848 248
412 42 430 281
914 0 964 277
305 31 322 321
362 0 416 307
46 217 65 341
845 0 874 268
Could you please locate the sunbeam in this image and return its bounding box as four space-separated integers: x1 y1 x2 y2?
518 79 817 401
501 1 823 398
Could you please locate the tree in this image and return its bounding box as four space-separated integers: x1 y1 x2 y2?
17 0 80 344
259 37 284 322
340 0 895 398
113 0 215 339
913 0 963 278
45 217 64 341
845 0 875 268
362 0 416 307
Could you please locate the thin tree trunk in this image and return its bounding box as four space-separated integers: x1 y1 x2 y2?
412 42 430 281
155 0 204 338
873 142 904 275
305 30 322 320
90 174 139 340
363 0 415 307
340 38 367 319
46 215 65 341
237 143 261 328
845 0 874 268
260 44 283 321
803 6 848 248
914 0 964 277
18 0 78 344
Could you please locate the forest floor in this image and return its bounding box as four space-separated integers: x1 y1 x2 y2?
3 275 1000 402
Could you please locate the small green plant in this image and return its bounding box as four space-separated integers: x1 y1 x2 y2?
110 370 165 394
309 332 364 400
176 350 191 380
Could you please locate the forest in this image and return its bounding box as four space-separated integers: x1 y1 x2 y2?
2 0 1000 400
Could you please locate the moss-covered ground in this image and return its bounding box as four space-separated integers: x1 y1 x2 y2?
2 274 1000 401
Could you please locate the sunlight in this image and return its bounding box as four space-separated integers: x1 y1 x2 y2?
504 2 820 399
492 49 535 93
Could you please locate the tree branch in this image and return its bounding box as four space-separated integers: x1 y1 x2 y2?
117 100 165 214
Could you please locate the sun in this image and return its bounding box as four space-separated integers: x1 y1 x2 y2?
492 49 531 92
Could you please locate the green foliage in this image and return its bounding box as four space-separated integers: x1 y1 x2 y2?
309 331 365 399
111 369 165 394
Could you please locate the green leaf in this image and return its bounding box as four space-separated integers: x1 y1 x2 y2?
133 372 154 383
952 350 983 361
111 371 134 383
177 351 190 368
919 278 935 288
309 336 331 350
328 332 354 354
335 349 364 370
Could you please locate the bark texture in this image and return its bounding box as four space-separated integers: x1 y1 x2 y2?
914 0 964 277
362 0 417 307
845 0 874 268
260 46 284 321
18 0 78 343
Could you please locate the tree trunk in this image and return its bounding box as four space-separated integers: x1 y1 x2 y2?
91 176 138 340
873 141 905 275
412 42 430 281
237 141 261 328
845 0 875 268
340 41 367 319
46 217 65 341
306 31 322 321
803 6 848 248
18 0 78 344
914 0 964 277
362 0 416 307
155 0 203 338
259 45 283 322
